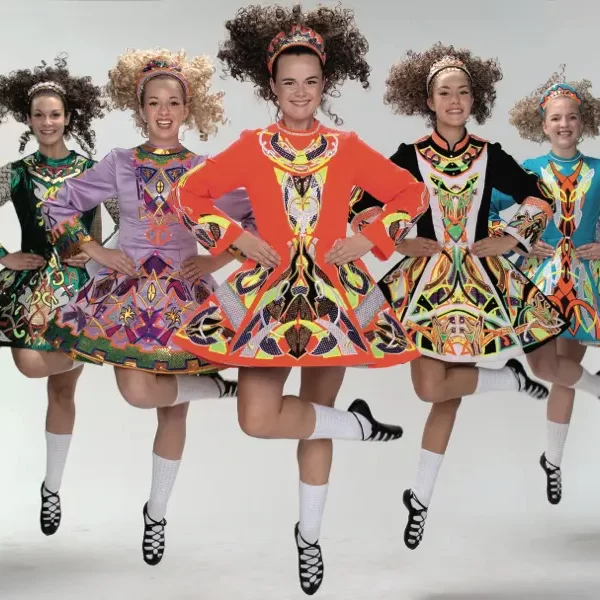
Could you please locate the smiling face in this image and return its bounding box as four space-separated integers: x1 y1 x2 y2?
27 92 70 148
427 69 473 130
270 51 324 129
542 96 582 154
139 76 189 146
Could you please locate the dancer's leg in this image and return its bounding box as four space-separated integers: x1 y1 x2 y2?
236 367 402 442
411 355 547 404
114 369 236 410
540 339 586 505
295 366 346 595
142 403 189 566
40 365 83 536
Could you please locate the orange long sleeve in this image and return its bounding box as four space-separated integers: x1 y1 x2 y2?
348 133 429 260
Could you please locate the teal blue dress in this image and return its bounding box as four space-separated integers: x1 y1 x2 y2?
490 152 600 343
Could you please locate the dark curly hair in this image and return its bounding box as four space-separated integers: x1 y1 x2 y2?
0 53 107 156
509 65 600 143
217 2 371 125
384 42 503 127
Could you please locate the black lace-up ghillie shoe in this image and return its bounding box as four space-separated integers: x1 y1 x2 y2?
294 523 324 596
142 503 166 566
540 453 562 505
403 489 428 550
40 482 61 536
209 373 238 397
506 359 548 399
347 399 403 441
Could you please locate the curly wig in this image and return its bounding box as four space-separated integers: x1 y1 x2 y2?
508 65 600 143
0 53 106 155
217 3 371 125
383 42 503 127
106 48 225 141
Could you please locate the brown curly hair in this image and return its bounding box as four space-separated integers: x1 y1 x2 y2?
383 42 503 127
0 53 107 156
106 48 225 141
508 65 600 143
217 3 371 125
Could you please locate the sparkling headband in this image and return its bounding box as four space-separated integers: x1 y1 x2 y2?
539 83 583 114
27 81 67 98
136 59 190 103
266 24 326 74
426 55 471 92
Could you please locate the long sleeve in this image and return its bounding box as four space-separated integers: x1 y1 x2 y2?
0 162 11 258
488 189 516 237
168 134 249 256
214 187 256 234
43 150 119 258
213 186 256 261
487 145 553 252
348 134 429 260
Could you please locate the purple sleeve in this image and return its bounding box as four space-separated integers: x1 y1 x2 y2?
43 150 119 258
214 187 256 234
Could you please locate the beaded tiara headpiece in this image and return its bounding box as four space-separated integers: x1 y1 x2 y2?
136 59 190 103
539 82 583 114
266 24 326 74
27 81 67 98
426 55 471 92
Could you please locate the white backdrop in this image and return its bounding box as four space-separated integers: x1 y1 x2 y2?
1 2 600 599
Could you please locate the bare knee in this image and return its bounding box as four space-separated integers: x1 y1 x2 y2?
237 401 278 438
12 351 49 379
236 367 289 438
116 370 158 409
527 351 558 382
413 375 448 403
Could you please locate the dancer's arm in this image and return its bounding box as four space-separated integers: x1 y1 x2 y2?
43 150 119 258
488 145 553 252
349 134 429 260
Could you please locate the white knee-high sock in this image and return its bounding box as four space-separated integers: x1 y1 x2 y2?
172 375 224 405
546 421 569 467
306 403 372 441
44 432 72 493
147 453 181 522
412 449 445 507
474 367 520 395
298 482 329 544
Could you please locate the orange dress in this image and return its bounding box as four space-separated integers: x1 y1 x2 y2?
167 120 429 367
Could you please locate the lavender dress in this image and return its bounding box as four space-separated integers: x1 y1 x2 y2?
42 144 254 373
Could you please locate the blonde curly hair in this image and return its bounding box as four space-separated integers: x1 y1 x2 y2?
106 48 225 141
509 65 600 143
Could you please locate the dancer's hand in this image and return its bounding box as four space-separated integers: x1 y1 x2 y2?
396 237 442 257
93 247 137 276
529 240 554 258
576 243 600 260
0 252 45 271
63 252 90 268
325 234 374 265
232 231 279 268
471 234 518 257
180 255 224 281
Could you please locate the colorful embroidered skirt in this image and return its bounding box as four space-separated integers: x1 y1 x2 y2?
517 241 600 344
170 245 422 368
43 252 223 373
0 253 90 353
377 246 569 362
